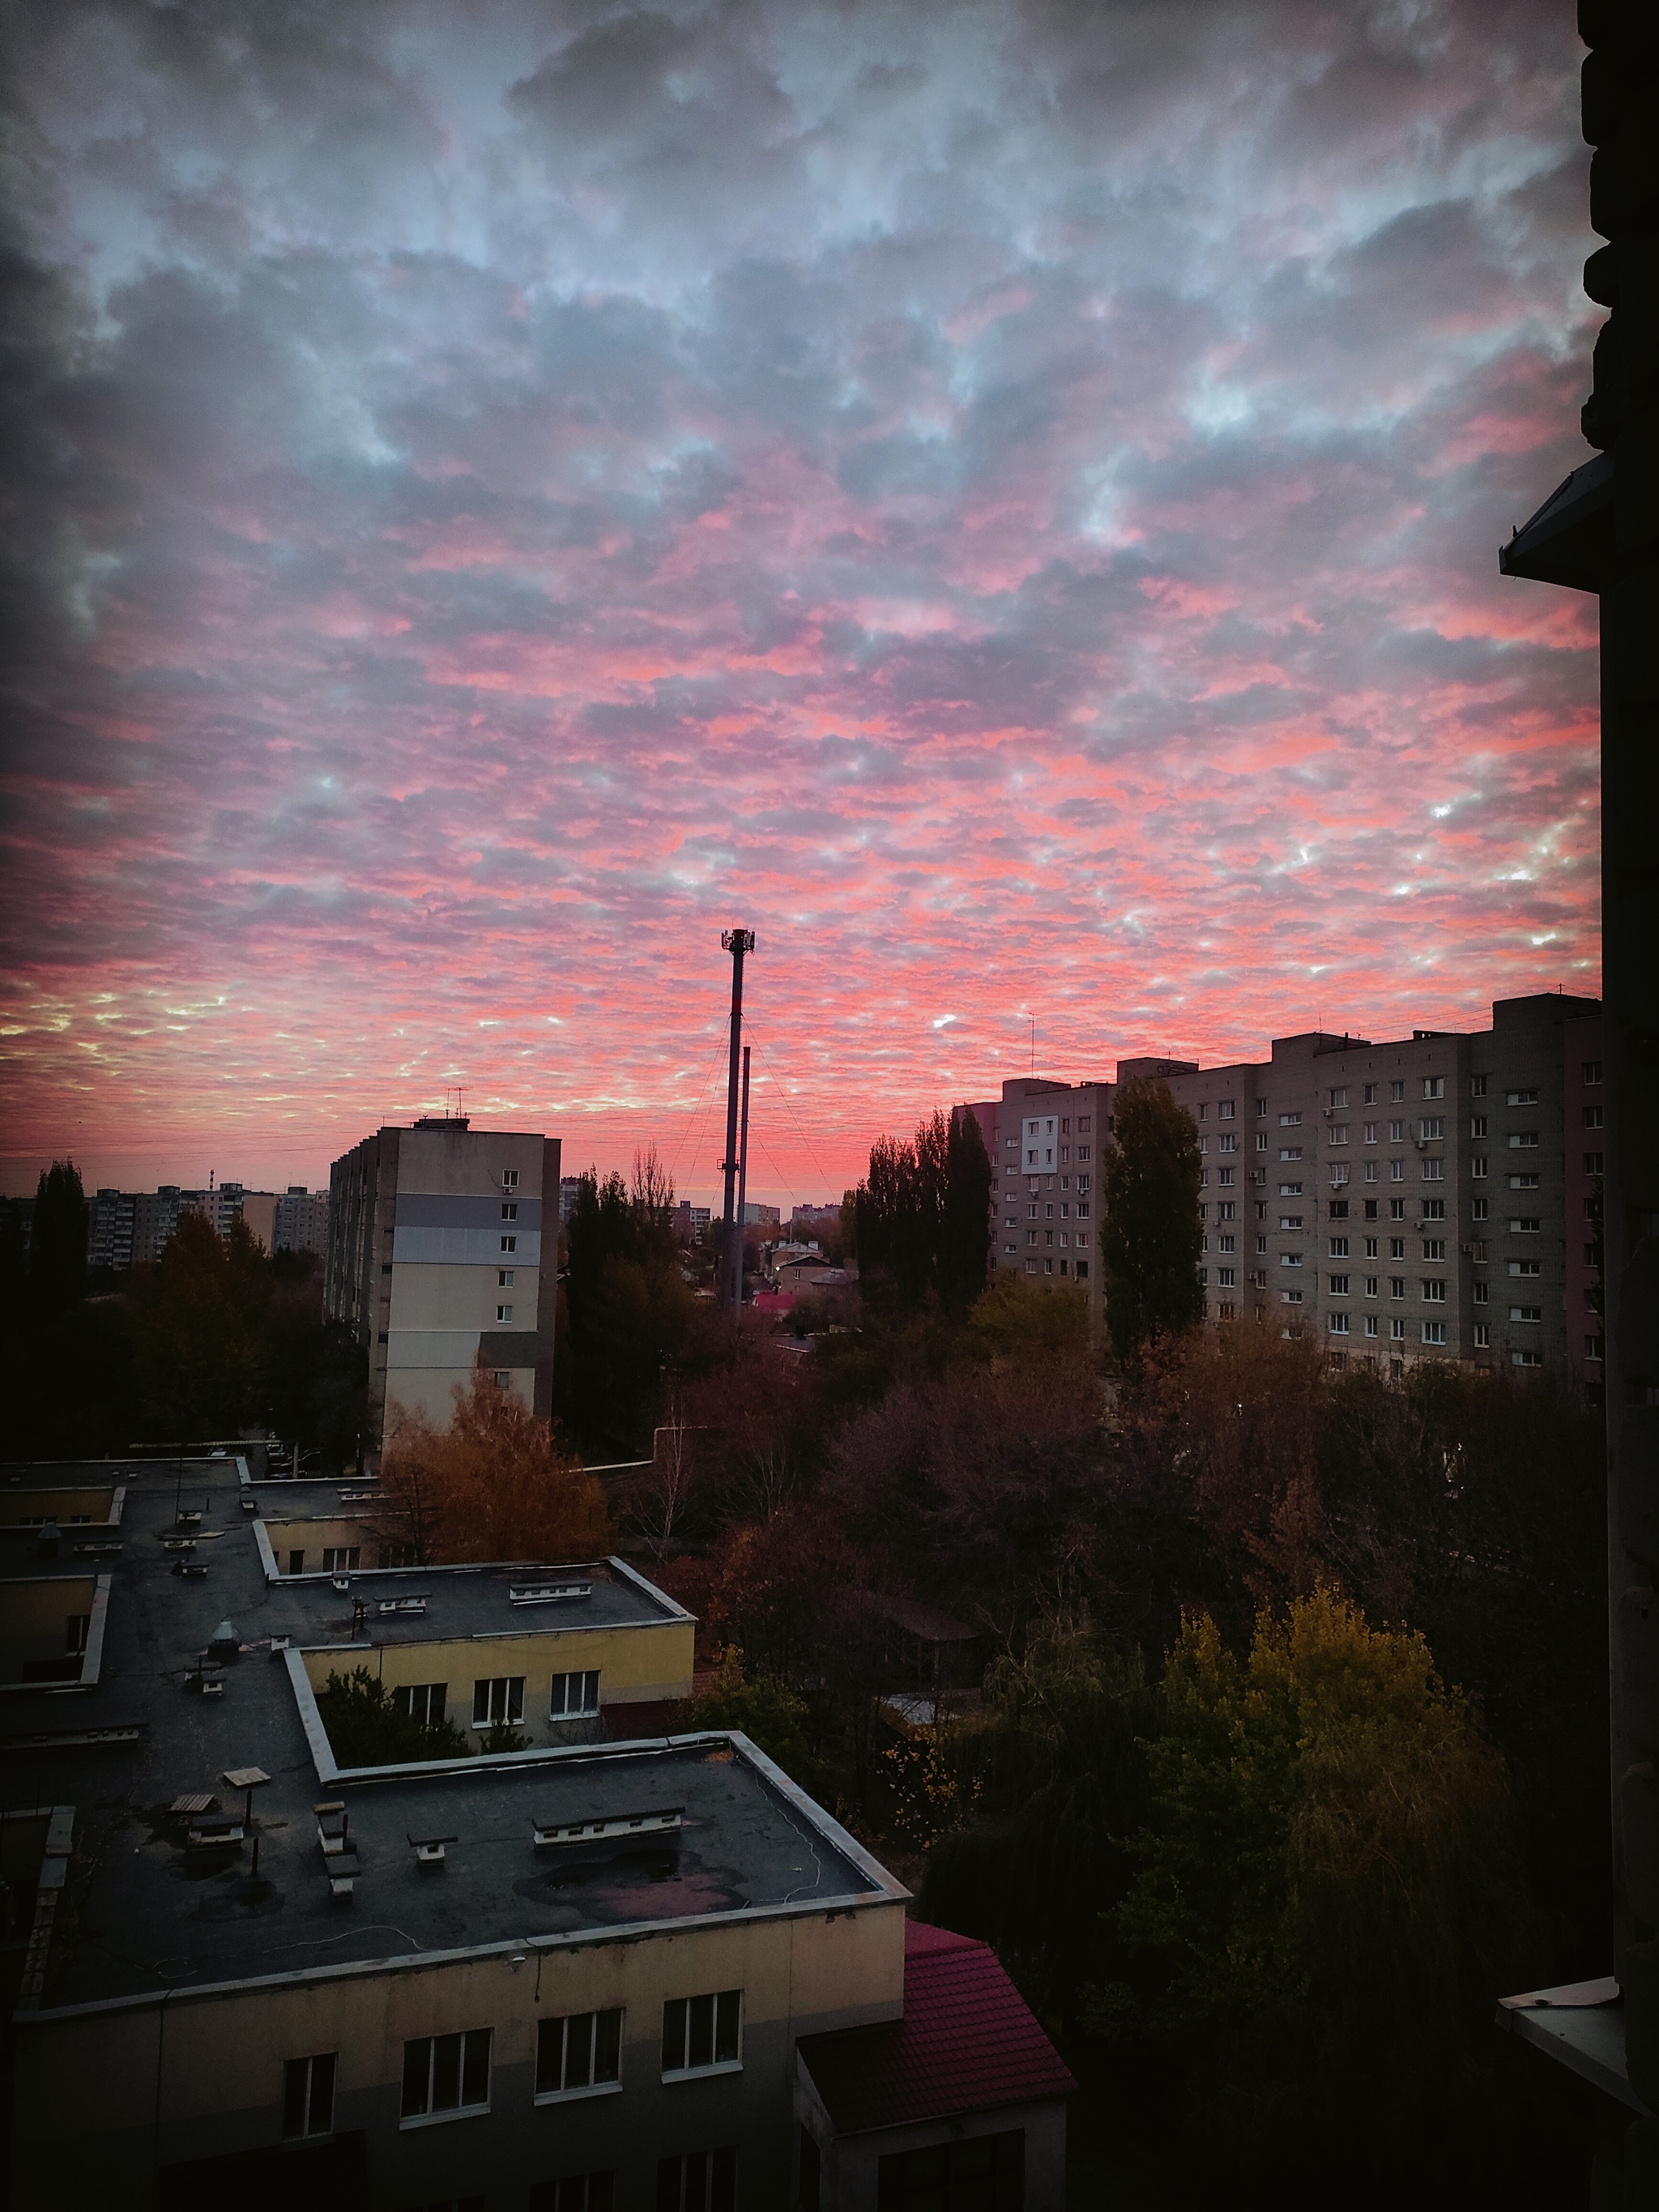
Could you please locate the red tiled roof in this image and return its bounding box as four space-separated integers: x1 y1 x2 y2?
796 1919 1076 2136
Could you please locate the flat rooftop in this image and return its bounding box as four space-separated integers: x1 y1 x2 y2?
270 1558 683 1646
0 1459 893 2017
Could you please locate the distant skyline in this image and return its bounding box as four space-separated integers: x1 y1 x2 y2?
2 2 1599 1213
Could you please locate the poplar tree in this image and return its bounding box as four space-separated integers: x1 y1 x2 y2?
1098 1076 1204 1362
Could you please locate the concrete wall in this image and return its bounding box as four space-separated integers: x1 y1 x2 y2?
11 1896 906 2210
0 1575 97 1682
299 1614 696 1745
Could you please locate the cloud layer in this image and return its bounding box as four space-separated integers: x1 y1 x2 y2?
0 0 1599 1204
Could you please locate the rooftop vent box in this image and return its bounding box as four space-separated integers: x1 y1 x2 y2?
207 1621 240 1660
378 1596 428 1616
331 1573 351 1593
510 1581 592 1607
533 1806 682 1849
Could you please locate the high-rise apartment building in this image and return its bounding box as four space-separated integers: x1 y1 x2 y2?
964 1076 1116 1331
273 1184 330 1255
969 995 1601 1377
325 1117 560 1446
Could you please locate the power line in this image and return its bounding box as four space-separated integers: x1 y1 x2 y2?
751 1038 843 1198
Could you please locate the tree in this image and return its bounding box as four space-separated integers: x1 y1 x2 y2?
852 1106 992 1315
560 1147 696 1455
686 1644 816 1785
1114 1589 1532 2154
128 1211 271 1438
316 1666 471 1767
1098 1076 1203 1363
377 1355 613 1564
30 1161 87 1317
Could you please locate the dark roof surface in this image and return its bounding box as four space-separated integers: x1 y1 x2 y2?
0 1457 892 2013
797 1919 1075 2134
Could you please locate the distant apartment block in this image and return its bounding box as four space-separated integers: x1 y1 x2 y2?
969 993 1603 1377
273 1184 330 1255
962 1075 1115 1330
672 1200 713 1242
560 1173 586 1225
743 1201 781 1227
325 1117 561 1447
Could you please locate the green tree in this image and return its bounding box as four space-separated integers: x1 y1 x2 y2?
687 1643 817 1784
1115 1588 1532 2150
315 1666 472 1767
853 1107 992 1315
561 1147 695 1455
1098 1076 1203 1363
30 1161 87 1317
128 1211 271 1438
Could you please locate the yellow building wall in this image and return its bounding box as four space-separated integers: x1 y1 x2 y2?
301 1617 695 1736
0 1489 115 1527
10 1886 903 2208
0 1577 96 1680
263 1515 377 1566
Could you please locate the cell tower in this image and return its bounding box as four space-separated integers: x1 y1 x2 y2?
719 928 755 1310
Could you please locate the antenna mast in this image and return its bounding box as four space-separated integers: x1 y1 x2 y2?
719 928 755 1311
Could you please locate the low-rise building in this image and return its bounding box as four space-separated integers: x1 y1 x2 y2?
2 1455 1069 2209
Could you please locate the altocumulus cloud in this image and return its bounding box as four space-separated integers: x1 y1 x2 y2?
0 0 1599 1195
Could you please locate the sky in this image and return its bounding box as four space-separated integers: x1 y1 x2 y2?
0 0 1600 1213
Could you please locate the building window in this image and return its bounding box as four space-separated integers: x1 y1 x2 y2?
1474 1323 1491 1349
1218 1133 1237 1153
1328 1314 1350 1335
1076 1259 1090 1280
1512 1349 1543 1369
1508 1259 1542 1278
1422 1158 1444 1182
1390 1278 1406 1300
1218 1268 1235 1287
537 2010 622 2100
501 1202 518 1220
493 1370 510 1388
1422 1280 1446 1302
1279 1147 1303 1162
1586 1335 1604 1361
1256 1132 1269 1152
499 1268 515 1287
287 1549 305 1575
1329 1236 1350 1257
1419 1118 1444 1142
531 2174 614 2212
1471 1074 1488 1097
1363 1123 1377 1144
321 1547 360 1573
283 2052 335 2140
1508 1132 1540 1150
1422 1238 1446 1260
472 1677 525 1727
1508 1306 1543 1324
1583 1060 1602 1085
1472 1198 1489 1221
1422 1321 1446 1345
1421 1199 1445 1221
1365 1315 1379 1338
392 1682 447 1727
1282 1289 1303 1305
1510 1217 1542 1234
1329 1274 1350 1294
1471 1157 1487 1180
1280 1215 1303 1230
401 2029 492 2124
501 1236 518 1253
1506 1088 1537 1107
1078 1116 1092 1133
497 1304 514 1323
1389 1237 1405 1259
1328 1087 1348 1109
1390 1317 1405 1340
1388 1080 1403 1102
1280 1252 1303 1268
656 2149 736 2212
1473 1282 1489 1306
1584 1151 1605 1174
1218 1100 1235 1119
662 1992 741 2078
1422 1077 1444 1100
1365 1276 1379 1298
1510 1173 1541 1191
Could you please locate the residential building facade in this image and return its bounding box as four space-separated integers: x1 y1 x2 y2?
963 1075 1116 1330
324 1117 561 1447
274 1184 331 1255
967 994 1601 1376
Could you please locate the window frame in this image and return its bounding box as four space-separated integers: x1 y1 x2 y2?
400 2027 493 2128
661 1990 743 2080
472 1675 526 1728
551 1669 601 1720
535 2007 624 2105
282 2051 336 2142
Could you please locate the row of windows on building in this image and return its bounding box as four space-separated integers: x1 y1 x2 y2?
377 1672 607 1727
1192 1063 1601 1123
281 1995 743 2146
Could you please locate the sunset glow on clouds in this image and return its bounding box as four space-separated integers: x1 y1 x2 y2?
1 0 1600 1209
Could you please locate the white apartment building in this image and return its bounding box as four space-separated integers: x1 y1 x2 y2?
325 1118 561 1446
